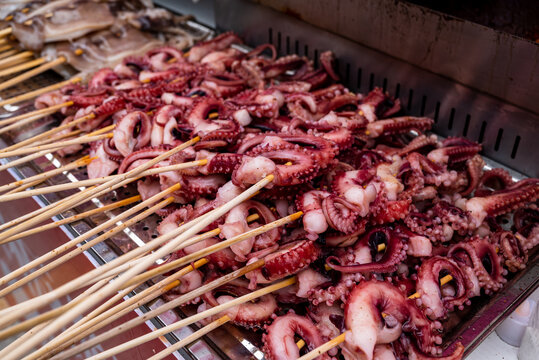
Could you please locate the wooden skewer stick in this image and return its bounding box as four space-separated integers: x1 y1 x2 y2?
91 212 260 285
0 112 96 153
42 213 297 358
0 28 13 38
0 51 33 68
0 185 178 293
3 141 84 194
2 194 140 242
0 49 18 61
0 195 173 297
149 315 231 360
44 259 209 358
26 128 82 148
0 57 46 77
86 277 296 360
0 132 111 159
0 44 12 53
0 100 71 128
47 259 274 360
0 274 115 342
0 138 200 246
0 160 207 203
0 155 89 193
298 332 347 360
0 186 92 233
0 76 81 107
43 260 264 360
0 197 175 340
298 274 455 360
120 211 303 288
5 175 273 360
0 123 106 172
0 56 66 92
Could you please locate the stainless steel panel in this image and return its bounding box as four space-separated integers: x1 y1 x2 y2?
216 0 539 178
249 0 539 116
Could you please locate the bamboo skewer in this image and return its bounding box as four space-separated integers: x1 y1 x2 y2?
297 274 456 360
118 211 302 289
86 277 296 360
0 100 72 129
0 138 200 246
0 196 173 296
27 128 82 148
0 56 66 92
33 210 296 359
2 148 85 194
0 50 33 68
44 259 209 358
0 132 111 159
0 274 114 343
90 212 260 285
2 195 140 241
0 184 179 292
149 316 231 360
0 44 11 53
0 49 18 61
0 57 46 77
0 28 13 38
1 175 273 360
0 186 89 233
46 260 267 360
0 123 110 173
0 155 89 193
0 160 207 203
0 132 111 158
0 112 96 153
0 76 81 107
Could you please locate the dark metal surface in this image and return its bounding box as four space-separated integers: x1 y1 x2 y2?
216 0 539 179
248 0 539 116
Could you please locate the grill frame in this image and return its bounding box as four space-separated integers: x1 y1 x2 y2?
0 1 537 358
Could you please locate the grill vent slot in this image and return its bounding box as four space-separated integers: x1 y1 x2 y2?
448 108 456 130
420 95 427 116
463 114 471 136
434 102 440 123
495 129 504 151
357 68 363 90
511 136 521 159
478 121 487 143
407 89 414 110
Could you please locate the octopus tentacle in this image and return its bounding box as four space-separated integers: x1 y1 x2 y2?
246 240 320 287
326 226 408 274
494 231 528 272
202 279 277 328
448 236 507 294
263 313 330 360
415 256 474 319
465 178 539 226
344 280 443 359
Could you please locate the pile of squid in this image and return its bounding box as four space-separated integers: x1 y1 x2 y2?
35 32 539 360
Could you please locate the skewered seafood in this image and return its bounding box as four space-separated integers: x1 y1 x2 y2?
6 31 537 360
